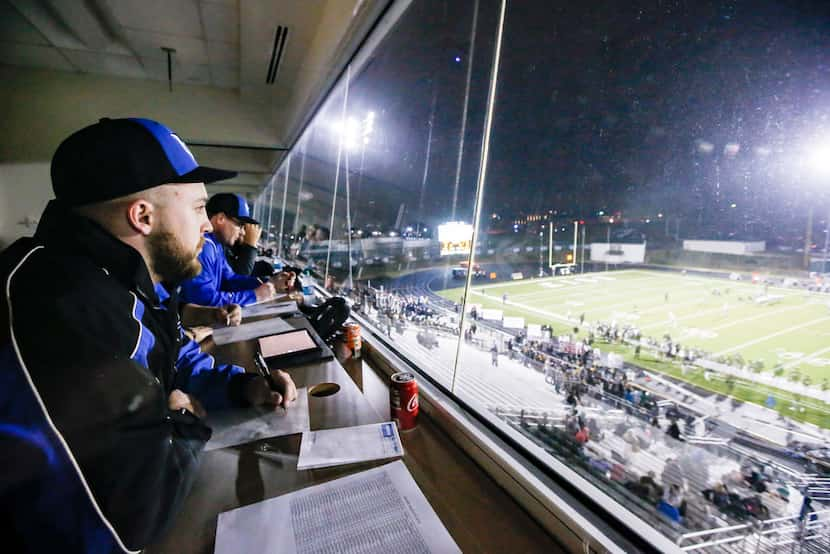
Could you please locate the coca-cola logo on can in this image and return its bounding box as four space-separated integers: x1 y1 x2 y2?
407 394 419 412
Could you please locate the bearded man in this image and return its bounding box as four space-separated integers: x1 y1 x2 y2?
179 192 290 307
0 118 297 553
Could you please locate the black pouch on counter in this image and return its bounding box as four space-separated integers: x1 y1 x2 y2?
168 408 213 442
300 296 350 343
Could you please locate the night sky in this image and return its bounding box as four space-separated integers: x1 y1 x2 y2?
489 0 830 234
281 0 830 243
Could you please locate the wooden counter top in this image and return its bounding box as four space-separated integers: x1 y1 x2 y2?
146 317 564 553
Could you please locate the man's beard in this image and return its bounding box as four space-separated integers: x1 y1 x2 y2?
147 230 204 284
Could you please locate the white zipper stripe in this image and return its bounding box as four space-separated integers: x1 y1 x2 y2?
6 245 139 553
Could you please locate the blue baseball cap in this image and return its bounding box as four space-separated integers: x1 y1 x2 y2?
51 117 237 206
206 193 259 225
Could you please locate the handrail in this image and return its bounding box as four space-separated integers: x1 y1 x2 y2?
676 507 829 552
679 534 748 551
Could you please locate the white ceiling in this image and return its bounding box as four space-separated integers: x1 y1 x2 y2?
0 0 330 99
0 0 373 199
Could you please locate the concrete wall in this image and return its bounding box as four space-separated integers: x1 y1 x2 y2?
0 65 281 163
0 162 50 249
682 240 766 256
0 65 280 247
0 1 377 247
589 243 646 264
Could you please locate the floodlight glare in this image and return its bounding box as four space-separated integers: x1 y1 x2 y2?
806 140 830 177
333 111 376 151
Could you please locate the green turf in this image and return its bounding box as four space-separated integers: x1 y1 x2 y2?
438 270 830 428
439 270 830 383
600 343 830 429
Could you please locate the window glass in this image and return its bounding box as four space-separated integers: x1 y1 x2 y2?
266 166 287 253
330 0 501 393
289 86 349 274
254 179 273 245
452 0 830 547
281 139 307 259
269 0 830 549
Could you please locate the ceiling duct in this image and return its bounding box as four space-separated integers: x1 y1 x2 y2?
265 25 289 85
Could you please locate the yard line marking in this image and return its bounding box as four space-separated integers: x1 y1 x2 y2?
565 281 711 315
781 344 830 370
476 271 665 293
624 289 798 330
502 280 713 322
586 286 709 316
471 289 572 322
476 277 558 291
638 305 740 330
511 274 701 303
706 303 806 332
514 281 659 301
714 316 830 356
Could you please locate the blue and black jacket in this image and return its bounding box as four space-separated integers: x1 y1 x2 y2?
0 201 257 553
179 232 262 307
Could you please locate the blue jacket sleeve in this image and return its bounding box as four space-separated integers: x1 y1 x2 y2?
173 332 247 411
179 239 259 306
218 249 261 292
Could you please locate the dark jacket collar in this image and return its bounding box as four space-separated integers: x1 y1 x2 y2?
35 200 160 305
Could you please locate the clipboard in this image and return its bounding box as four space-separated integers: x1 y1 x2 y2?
258 329 320 361
257 317 334 368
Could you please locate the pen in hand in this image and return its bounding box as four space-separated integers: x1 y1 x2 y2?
253 350 287 412
254 349 277 391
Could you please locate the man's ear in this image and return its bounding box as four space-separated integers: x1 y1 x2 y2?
126 198 156 236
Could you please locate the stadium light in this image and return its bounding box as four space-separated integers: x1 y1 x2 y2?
805 139 830 177
333 110 376 151
799 137 830 270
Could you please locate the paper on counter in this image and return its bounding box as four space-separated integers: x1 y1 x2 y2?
296 421 403 470
212 315 293 345
204 388 309 451
215 460 460 554
242 300 299 319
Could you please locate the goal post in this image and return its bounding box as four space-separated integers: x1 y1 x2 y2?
548 221 579 275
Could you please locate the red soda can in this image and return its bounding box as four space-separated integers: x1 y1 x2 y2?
342 322 362 358
390 371 419 431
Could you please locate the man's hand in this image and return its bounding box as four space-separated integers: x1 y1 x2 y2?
168 389 206 418
271 369 298 407
254 281 276 302
288 289 304 305
183 326 213 344
216 304 242 326
270 271 296 294
242 223 262 247
243 370 298 409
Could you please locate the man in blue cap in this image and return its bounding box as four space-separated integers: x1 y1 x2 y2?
179 193 293 307
0 118 297 553
207 193 264 276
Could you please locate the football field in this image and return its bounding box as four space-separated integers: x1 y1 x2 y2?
438 269 830 383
